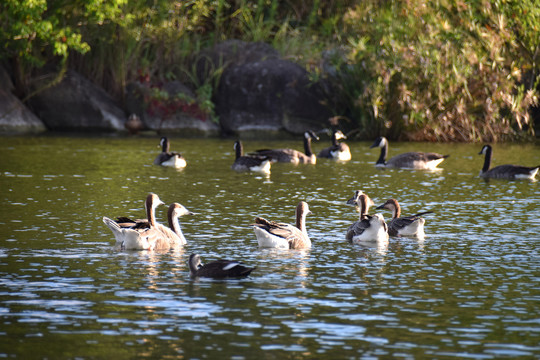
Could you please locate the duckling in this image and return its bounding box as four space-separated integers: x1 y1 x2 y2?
251 131 319 164
370 136 448 170
479 145 539 180
188 254 256 278
318 129 351 161
252 201 312 249
376 198 431 238
345 191 389 244
154 137 187 168
231 140 271 174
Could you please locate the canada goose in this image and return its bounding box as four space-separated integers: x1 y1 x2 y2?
369 136 449 170
318 130 351 161
252 201 312 249
479 145 539 180
154 137 187 168
102 193 165 250
345 192 389 244
231 140 272 174
251 131 320 164
188 254 256 279
376 199 432 238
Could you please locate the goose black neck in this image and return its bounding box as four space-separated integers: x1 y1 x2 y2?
304 136 313 157
162 138 170 153
235 141 243 159
377 142 387 165
482 146 492 173
332 131 339 146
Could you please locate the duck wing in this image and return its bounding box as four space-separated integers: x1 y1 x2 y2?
196 259 256 278
346 217 372 243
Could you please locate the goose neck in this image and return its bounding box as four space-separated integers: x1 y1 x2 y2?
168 212 184 238
482 146 492 173
332 131 339 146
146 196 157 227
377 141 387 165
296 209 307 234
235 141 243 159
304 136 314 157
162 138 170 153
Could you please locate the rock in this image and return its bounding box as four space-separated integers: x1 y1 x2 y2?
28 69 126 131
196 40 279 82
125 81 220 136
0 66 46 133
215 57 330 136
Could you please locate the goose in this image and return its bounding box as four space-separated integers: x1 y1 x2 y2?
102 193 165 250
188 254 256 279
251 131 320 164
369 136 449 170
376 199 432 238
252 201 312 249
154 137 187 168
345 191 389 244
231 140 272 174
111 202 194 249
318 130 351 161
479 145 539 180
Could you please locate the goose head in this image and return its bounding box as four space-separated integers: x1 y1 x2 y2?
376 199 400 219
370 136 387 149
168 202 195 219
346 191 374 208
479 144 491 155
334 130 347 141
305 130 320 141
376 199 399 212
145 193 165 212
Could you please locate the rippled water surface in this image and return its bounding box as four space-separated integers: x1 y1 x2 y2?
1 134 539 359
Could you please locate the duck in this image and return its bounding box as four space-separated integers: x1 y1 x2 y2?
188 254 256 279
250 131 319 164
153 137 187 168
479 145 539 180
376 198 432 238
345 191 389 244
252 201 312 250
318 129 351 161
125 113 145 135
102 193 166 250
231 140 272 174
369 136 449 170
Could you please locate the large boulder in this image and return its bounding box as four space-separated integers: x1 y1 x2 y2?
125 81 220 136
215 57 331 137
28 69 126 131
0 66 46 133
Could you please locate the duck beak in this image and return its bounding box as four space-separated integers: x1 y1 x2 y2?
346 197 358 206
375 204 384 210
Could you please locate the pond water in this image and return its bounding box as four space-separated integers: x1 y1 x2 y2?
0 134 539 359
